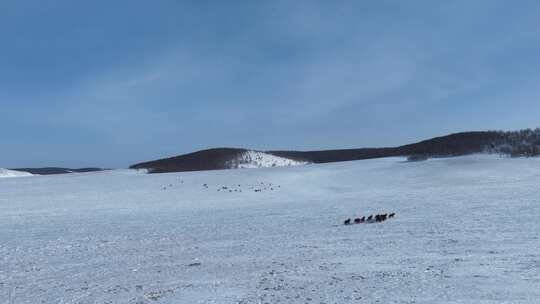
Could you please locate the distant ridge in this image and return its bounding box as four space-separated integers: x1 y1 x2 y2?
130 148 308 173
12 167 106 175
270 131 503 164
131 129 540 173
14 129 537 175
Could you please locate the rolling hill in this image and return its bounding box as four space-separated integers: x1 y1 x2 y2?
11 167 106 175
131 130 536 173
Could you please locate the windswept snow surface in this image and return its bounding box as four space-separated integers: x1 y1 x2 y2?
226 150 309 169
0 168 33 178
1 156 540 303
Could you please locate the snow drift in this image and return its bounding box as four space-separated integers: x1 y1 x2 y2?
0 168 33 178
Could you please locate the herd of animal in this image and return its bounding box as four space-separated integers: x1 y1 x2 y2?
161 179 281 194
344 212 395 225
214 181 280 193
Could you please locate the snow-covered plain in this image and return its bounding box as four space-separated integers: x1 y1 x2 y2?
1 155 540 303
0 169 33 178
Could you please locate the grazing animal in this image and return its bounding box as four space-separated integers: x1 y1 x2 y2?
389 213 395 218
344 218 352 225
367 215 373 221
354 218 361 224
375 214 387 222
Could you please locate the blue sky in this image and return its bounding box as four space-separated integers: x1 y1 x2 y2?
2 1 540 168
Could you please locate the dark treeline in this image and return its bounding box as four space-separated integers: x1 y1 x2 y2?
130 129 540 173
14 129 539 175
272 129 540 162
12 167 105 175
485 129 540 157
130 148 248 173
270 131 504 162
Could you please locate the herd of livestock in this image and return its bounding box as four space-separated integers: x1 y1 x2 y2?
344 212 395 225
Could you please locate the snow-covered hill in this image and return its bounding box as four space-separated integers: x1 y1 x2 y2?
1 155 540 303
0 168 33 178
226 150 310 169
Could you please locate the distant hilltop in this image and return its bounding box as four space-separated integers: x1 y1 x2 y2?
10 167 106 175
8 129 540 175
130 129 540 173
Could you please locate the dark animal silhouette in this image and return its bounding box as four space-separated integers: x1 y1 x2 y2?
375 214 388 222
343 213 396 226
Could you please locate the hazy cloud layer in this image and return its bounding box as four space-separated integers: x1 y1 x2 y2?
2 0 540 167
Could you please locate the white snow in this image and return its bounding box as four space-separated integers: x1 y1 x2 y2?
1 155 540 303
0 168 33 178
226 150 309 169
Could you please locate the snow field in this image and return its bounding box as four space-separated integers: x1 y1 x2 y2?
1 155 540 303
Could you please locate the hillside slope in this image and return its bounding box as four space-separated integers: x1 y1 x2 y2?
131 130 518 173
